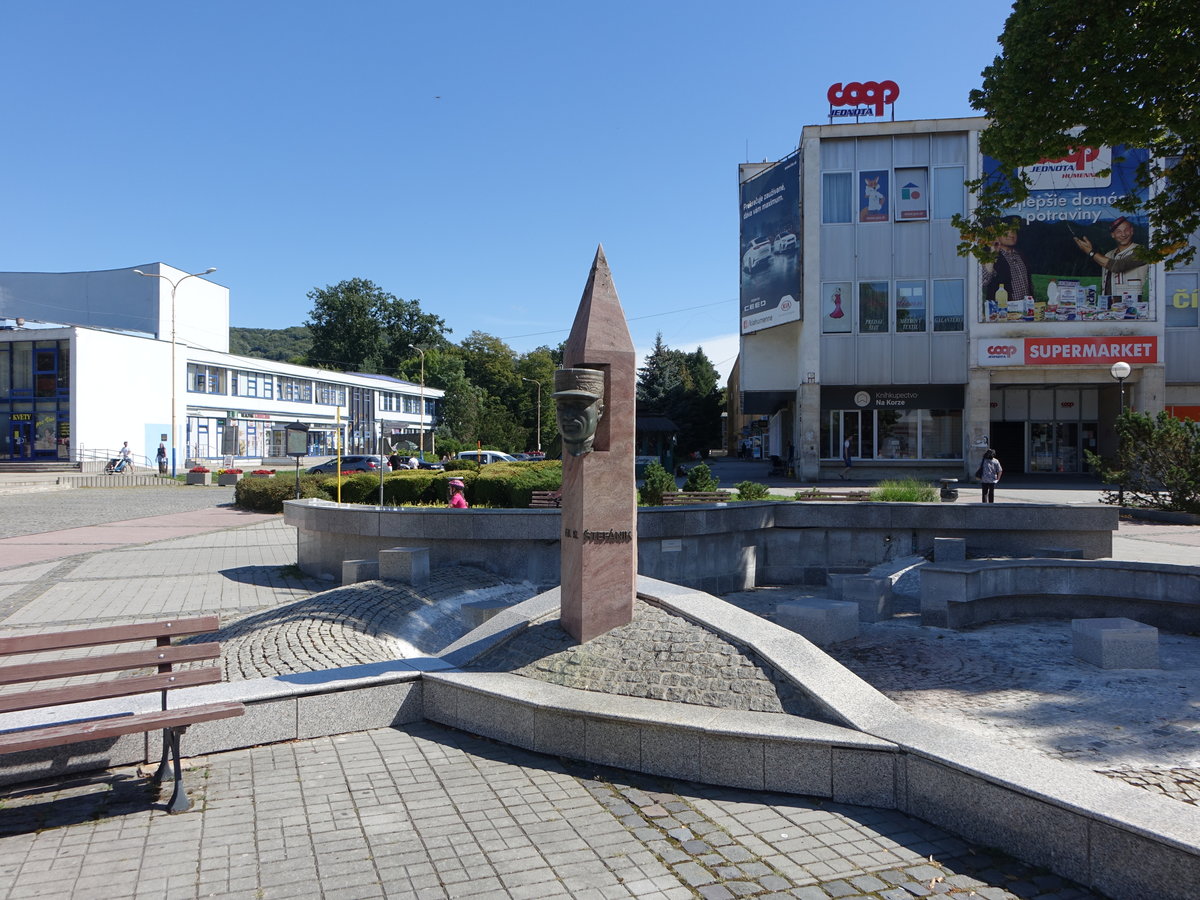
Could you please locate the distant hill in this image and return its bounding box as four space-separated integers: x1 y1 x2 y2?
228 326 311 363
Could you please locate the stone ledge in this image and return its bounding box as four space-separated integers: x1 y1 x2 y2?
920 558 1200 630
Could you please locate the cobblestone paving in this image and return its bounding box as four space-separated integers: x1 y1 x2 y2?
0 722 1101 900
190 568 539 680
472 599 819 717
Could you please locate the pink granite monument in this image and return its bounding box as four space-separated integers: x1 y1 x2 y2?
554 246 637 643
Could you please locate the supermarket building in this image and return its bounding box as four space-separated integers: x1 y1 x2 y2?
736 113 1200 480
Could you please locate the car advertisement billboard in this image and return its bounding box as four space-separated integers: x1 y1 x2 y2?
980 145 1152 324
740 153 801 334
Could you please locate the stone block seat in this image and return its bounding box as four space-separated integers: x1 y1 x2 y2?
775 599 859 645
920 558 1200 631
1072 617 1159 669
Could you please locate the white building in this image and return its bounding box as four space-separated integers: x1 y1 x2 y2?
0 264 443 470
738 116 1200 480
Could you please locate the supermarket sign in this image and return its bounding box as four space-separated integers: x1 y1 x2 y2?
980 336 1158 366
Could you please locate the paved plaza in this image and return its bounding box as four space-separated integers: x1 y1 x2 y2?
1 479 1196 898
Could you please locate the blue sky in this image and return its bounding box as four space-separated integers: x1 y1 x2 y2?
1 1 1013 384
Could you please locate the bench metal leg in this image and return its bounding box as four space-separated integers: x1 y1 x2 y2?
153 726 192 813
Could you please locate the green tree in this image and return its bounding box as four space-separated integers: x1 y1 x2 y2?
304 278 448 373
956 0 1200 268
637 335 724 458
1085 409 1200 513
516 346 559 454
228 326 312 363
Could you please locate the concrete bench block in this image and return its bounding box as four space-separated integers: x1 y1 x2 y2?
1072 617 1159 669
825 568 869 601
1033 547 1084 559
776 599 859 646
933 537 967 563
460 599 517 628
341 559 379 585
378 546 430 587
842 575 893 622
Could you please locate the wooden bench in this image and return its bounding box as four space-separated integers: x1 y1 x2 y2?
662 491 731 505
794 489 871 501
0 616 244 813
529 490 562 508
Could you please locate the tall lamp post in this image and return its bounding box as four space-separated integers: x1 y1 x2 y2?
409 344 426 461
134 266 217 476
1110 360 1131 507
522 377 542 453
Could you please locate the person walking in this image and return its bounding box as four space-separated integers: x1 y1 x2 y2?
117 441 133 473
156 442 168 476
978 449 1003 503
839 437 853 480
447 478 469 509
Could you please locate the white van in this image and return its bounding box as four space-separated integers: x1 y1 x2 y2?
455 450 518 465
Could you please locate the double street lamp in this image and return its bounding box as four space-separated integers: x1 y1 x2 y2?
134 266 216 476
409 344 427 460
522 377 542 453
1110 360 1131 507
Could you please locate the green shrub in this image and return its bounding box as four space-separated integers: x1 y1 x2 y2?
683 463 719 493
381 471 442 505
472 460 562 507
1086 409 1200 513
735 480 771 501
234 474 325 513
338 472 384 504
871 478 938 502
442 459 479 473
639 461 675 506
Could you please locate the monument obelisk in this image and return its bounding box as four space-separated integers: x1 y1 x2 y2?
554 246 637 643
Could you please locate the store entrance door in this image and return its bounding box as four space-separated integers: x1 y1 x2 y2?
989 421 1025 473
11 421 34 459
1030 422 1085 473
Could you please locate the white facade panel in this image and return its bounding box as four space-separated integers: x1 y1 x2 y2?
894 223 930 277
893 334 930 382
820 227 856 280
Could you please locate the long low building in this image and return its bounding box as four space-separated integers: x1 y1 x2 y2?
0 264 443 470
735 113 1200 480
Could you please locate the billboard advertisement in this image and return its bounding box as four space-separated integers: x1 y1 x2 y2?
980 145 1151 324
740 153 801 334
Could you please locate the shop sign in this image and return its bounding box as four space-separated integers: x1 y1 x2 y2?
821 384 963 411
827 80 900 118
979 335 1158 366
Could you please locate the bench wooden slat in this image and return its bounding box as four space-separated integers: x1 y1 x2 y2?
662 491 731 505
0 617 220 656
0 667 222 715
0 701 245 755
0 642 221 686
529 490 562 508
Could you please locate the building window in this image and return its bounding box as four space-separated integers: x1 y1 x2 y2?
314 382 345 406
932 166 966 219
278 377 312 402
187 364 225 394
821 283 852 334
822 172 853 223
932 280 965 332
896 281 927 333
858 282 889 333
1166 273 1199 328
823 408 963 460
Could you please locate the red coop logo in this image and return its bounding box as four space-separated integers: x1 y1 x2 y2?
827 81 900 117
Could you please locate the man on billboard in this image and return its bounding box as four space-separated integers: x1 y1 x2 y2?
1073 215 1148 300
980 215 1032 305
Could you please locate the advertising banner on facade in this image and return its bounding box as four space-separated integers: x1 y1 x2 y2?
740 154 801 334
980 145 1152 324
858 170 889 222
821 384 964 411
895 167 928 220
979 335 1158 366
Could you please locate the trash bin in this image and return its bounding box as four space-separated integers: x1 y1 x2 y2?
939 478 959 502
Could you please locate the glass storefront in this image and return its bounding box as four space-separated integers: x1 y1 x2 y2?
991 387 1100 474
1 340 71 460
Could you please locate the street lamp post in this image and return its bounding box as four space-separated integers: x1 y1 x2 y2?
409 344 426 461
1110 360 1131 507
522 377 542 453
134 266 216 476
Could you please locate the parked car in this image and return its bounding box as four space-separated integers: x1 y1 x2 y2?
742 237 773 274
455 450 517 465
307 455 391 475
